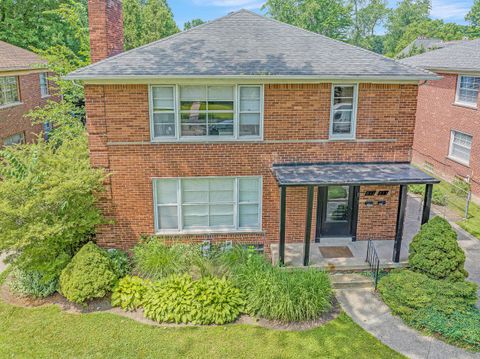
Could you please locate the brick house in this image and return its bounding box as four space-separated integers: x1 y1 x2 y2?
401 40 480 200
0 41 55 145
67 0 439 265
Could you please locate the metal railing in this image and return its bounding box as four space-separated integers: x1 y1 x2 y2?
365 239 381 290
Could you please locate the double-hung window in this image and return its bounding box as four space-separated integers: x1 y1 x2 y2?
39 73 49 97
3 132 25 146
150 84 262 141
449 130 472 165
0 76 19 107
330 84 358 139
455 75 480 108
154 176 262 233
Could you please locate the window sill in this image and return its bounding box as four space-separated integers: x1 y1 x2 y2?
453 102 478 110
154 229 264 236
151 137 263 144
446 156 470 168
41 94 51 99
0 102 23 110
328 136 356 141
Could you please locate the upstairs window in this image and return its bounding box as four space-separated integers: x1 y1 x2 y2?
39 73 49 97
455 75 479 108
330 84 358 139
449 130 472 165
150 84 263 141
0 76 19 107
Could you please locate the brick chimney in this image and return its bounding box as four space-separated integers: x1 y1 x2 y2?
88 0 124 63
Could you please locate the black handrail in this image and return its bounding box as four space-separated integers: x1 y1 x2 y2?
365 239 381 290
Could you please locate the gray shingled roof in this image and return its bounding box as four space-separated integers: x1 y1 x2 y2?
67 10 436 81
400 39 480 72
396 38 466 58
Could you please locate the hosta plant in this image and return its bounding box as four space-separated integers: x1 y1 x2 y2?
111 275 150 311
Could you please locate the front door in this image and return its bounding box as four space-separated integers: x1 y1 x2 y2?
316 186 354 239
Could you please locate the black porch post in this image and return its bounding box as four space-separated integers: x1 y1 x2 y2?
303 186 314 266
393 184 408 263
279 186 287 266
422 183 433 225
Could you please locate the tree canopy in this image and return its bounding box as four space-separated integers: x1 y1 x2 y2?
184 18 205 31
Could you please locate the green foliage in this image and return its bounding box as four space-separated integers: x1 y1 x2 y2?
111 275 150 311
8 268 58 298
466 0 480 28
184 18 205 31
59 242 118 304
123 0 179 50
451 178 470 198
142 274 245 325
348 0 389 49
106 249 131 278
227 248 333 322
263 0 353 40
409 217 467 281
408 185 447 206
378 270 477 318
408 184 425 195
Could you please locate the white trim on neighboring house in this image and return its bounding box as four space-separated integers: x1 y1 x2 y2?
329 83 358 140
448 129 473 166
152 176 263 235
149 84 264 143
454 74 479 109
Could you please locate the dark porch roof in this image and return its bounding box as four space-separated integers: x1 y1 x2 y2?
272 162 439 186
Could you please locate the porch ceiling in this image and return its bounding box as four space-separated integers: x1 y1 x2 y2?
272 162 440 187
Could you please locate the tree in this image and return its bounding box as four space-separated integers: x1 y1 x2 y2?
123 0 145 50
466 0 480 37
263 0 353 40
184 18 205 31
349 0 389 49
383 0 431 56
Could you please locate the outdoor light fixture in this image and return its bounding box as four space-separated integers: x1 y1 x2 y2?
377 200 387 206
365 200 374 207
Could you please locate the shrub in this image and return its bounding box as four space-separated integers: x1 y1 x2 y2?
111 275 150 311
142 274 244 325
409 184 425 195
59 242 118 304
409 216 467 281
106 249 131 278
378 270 477 318
8 268 58 298
451 178 470 198
432 189 447 206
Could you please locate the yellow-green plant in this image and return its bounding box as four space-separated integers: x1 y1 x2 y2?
111 276 150 311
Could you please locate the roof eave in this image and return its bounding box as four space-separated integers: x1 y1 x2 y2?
421 66 480 75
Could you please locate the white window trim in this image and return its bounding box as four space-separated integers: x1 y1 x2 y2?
39 73 50 98
0 76 20 108
149 84 264 142
448 130 472 166
329 83 358 140
152 176 263 234
454 75 479 109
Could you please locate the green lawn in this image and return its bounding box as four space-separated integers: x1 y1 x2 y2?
0 270 402 359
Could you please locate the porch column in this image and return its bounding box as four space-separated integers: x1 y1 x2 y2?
421 183 433 225
393 184 408 263
279 186 287 266
303 186 314 266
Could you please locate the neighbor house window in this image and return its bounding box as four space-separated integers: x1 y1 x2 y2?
39 73 49 97
3 132 25 146
330 84 358 139
150 85 262 140
154 176 262 232
449 130 472 165
455 75 480 107
0 76 19 107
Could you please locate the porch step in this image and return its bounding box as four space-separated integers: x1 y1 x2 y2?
330 273 374 289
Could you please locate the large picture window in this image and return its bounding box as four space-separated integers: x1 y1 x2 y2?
449 130 472 165
154 176 262 233
0 76 19 107
329 84 358 139
150 85 263 141
455 75 479 107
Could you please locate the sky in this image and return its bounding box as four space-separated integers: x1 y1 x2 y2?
169 0 474 32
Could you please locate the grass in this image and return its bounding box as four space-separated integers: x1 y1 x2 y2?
0 265 402 359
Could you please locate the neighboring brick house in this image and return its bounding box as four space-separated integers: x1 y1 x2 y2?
67 0 439 265
401 40 480 199
0 41 55 145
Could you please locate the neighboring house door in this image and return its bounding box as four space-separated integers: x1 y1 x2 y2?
316 186 355 239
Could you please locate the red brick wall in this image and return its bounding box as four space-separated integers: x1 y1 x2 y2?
0 72 53 144
84 83 418 250
412 73 480 198
88 0 124 63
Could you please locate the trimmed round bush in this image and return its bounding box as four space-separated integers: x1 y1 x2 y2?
8 268 58 298
111 275 150 311
59 242 118 304
409 216 467 281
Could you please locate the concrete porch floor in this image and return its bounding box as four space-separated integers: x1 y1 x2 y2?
271 194 423 270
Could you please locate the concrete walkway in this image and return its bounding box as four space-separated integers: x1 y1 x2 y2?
336 288 480 359
0 253 6 274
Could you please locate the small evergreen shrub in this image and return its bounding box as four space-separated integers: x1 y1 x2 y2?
111 275 150 311
106 249 131 278
409 217 467 281
59 242 118 304
8 268 58 298
378 270 477 318
142 274 244 325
